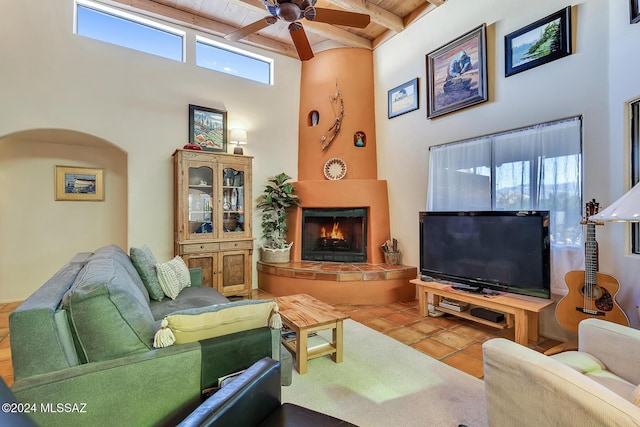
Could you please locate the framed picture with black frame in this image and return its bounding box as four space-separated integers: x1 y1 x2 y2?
630 99 640 254
388 78 419 119
631 0 640 24
504 7 572 77
426 24 488 119
189 104 227 152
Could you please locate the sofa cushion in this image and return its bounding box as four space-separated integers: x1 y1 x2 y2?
552 350 637 403
64 257 156 362
149 286 229 321
89 245 150 303
130 245 165 302
166 300 275 344
156 256 191 300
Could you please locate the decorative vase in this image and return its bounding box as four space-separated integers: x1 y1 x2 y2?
183 142 203 150
223 218 238 231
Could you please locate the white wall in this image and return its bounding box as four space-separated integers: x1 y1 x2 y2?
0 0 301 301
374 0 640 329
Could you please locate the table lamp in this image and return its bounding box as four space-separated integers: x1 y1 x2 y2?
230 129 247 155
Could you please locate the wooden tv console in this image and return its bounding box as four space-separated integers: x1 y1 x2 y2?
410 279 553 346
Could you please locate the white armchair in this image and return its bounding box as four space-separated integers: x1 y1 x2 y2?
482 318 640 426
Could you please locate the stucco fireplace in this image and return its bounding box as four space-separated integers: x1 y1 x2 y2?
256 48 416 304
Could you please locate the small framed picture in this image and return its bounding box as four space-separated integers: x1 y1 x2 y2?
189 104 227 152
505 7 572 77
632 0 640 24
426 24 488 119
55 166 104 201
388 78 419 119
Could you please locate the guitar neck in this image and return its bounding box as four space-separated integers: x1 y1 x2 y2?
585 223 598 285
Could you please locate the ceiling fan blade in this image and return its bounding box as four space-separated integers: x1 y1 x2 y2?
310 7 370 28
224 17 276 42
289 23 314 61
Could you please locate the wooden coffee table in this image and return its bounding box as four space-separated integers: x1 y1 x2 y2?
275 294 349 374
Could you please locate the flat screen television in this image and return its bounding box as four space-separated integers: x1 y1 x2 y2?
419 211 551 299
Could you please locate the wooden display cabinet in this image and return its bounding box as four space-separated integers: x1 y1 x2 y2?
173 149 253 298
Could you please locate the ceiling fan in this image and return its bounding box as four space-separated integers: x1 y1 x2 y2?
224 0 371 61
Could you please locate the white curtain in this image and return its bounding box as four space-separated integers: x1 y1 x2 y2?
428 137 492 211
428 117 583 294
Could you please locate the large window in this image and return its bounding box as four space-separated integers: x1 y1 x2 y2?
428 116 583 293
196 36 273 85
75 0 185 62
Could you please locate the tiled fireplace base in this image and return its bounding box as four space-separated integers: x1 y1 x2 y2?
257 261 417 305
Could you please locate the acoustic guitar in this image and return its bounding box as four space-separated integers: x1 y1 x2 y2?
556 199 629 335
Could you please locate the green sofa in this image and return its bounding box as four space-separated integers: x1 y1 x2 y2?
8 245 284 427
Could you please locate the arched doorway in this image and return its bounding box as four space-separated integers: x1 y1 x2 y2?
0 128 127 302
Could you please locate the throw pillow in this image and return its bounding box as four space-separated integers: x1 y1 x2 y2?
156 256 191 300
164 300 276 344
130 245 165 301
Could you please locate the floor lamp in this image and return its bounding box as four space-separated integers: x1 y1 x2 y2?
545 184 640 355
590 182 640 322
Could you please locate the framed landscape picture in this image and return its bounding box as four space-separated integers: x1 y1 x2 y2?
55 166 104 201
426 24 487 119
388 78 419 119
632 0 640 24
189 104 227 152
505 7 572 77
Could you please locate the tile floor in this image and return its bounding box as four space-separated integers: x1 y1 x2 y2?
0 292 562 388
257 289 561 379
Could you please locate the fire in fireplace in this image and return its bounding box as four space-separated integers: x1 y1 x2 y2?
301 208 367 262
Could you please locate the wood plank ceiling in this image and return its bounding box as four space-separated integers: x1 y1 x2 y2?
108 0 447 60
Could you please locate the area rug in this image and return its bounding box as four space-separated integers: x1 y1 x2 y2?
281 319 488 427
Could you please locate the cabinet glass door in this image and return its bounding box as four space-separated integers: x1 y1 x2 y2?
188 166 213 237
221 167 245 234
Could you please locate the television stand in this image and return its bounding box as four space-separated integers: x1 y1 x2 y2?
410 279 554 346
450 283 483 293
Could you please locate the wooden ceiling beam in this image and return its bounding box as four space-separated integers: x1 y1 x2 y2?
303 20 372 49
372 3 437 49
426 0 446 6
326 0 404 33
405 3 436 27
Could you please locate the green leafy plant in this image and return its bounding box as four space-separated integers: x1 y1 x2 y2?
256 173 301 250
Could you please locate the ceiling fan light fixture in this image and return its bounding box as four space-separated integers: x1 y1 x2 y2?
288 22 303 32
277 3 301 22
303 6 316 21
295 0 315 7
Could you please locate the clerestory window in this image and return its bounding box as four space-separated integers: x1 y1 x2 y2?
75 0 185 62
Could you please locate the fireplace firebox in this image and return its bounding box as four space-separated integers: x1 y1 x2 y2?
301 208 368 262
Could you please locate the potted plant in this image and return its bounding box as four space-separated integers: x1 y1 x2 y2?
256 173 301 263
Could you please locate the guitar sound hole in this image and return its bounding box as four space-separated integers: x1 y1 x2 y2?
580 285 602 300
